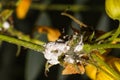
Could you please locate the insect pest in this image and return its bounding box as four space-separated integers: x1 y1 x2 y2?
43 12 108 75
43 22 92 75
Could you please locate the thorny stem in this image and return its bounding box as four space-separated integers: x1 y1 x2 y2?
0 34 45 52
61 12 87 27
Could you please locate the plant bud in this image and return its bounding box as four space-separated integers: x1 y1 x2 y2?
105 0 120 20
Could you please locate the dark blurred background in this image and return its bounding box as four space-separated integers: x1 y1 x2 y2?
0 0 119 80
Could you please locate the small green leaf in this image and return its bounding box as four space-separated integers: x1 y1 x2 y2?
89 31 95 42
96 30 115 41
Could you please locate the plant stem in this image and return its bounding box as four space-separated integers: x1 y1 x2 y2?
110 22 120 41
0 34 45 52
84 43 120 54
8 27 45 45
31 4 89 12
61 12 87 27
96 30 115 41
93 44 120 49
30 4 103 12
111 38 120 44
91 54 120 79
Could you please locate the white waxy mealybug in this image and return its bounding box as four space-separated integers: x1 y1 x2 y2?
43 41 70 65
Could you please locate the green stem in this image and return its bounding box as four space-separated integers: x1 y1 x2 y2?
96 30 115 41
84 43 120 54
112 38 120 43
30 4 103 12
16 45 21 56
91 54 120 79
8 27 45 45
0 34 45 52
31 4 89 12
110 22 120 41
91 44 120 49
